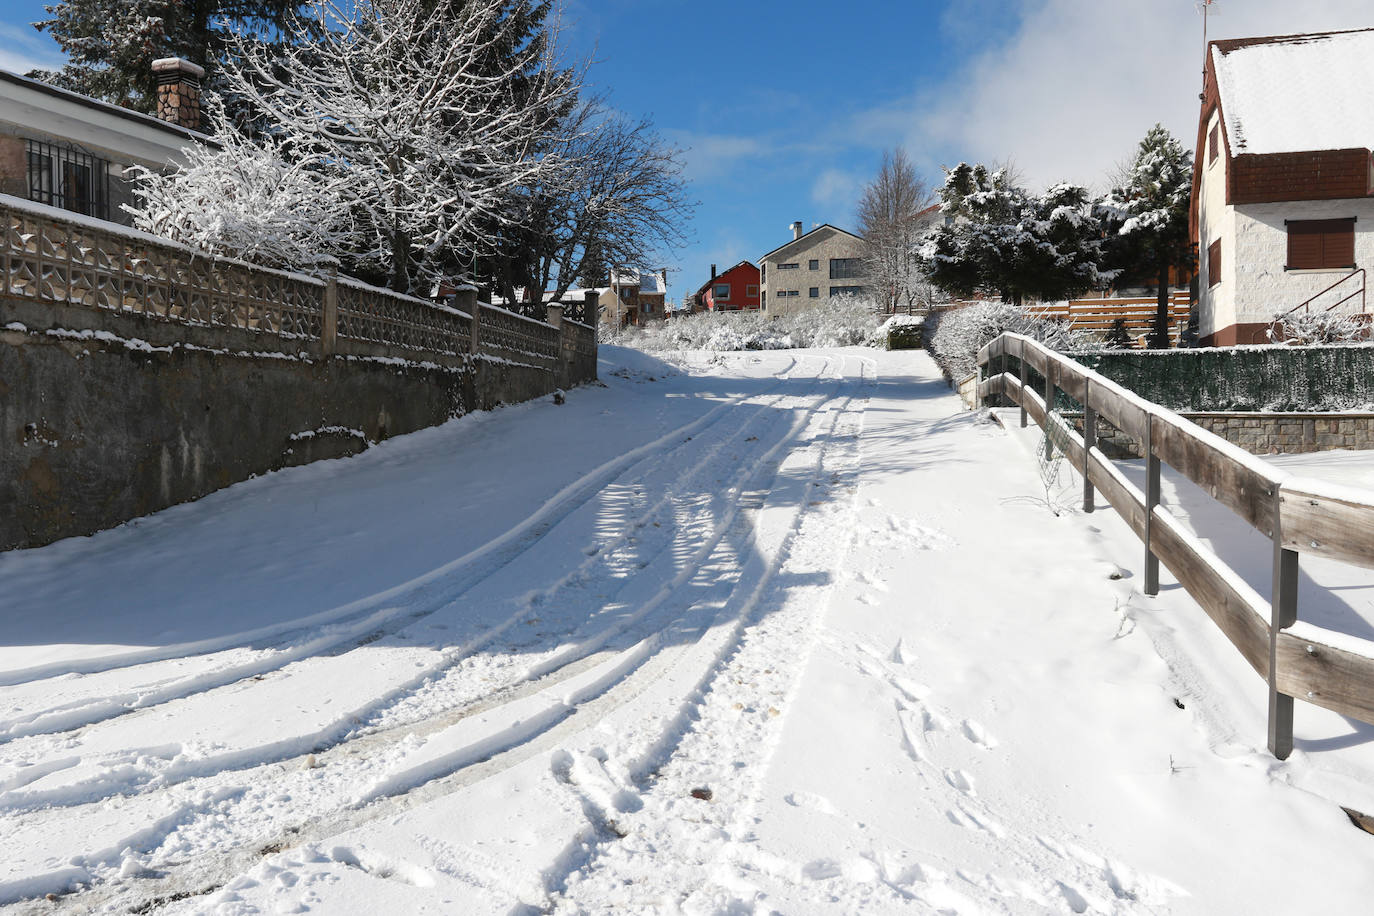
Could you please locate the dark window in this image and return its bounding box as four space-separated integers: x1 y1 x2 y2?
713 283 730 299
777 262 799 270
26 140 110 219
809 287 819 298
776 290 787 298
1208 123 1219 165
745 284 758 297
1207 239 1222 287
808 259 819 270
829 258 864 279
829 285 866 297
1286 218 1355 270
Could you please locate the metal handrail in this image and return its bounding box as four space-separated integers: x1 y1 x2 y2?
1281 267 1365 317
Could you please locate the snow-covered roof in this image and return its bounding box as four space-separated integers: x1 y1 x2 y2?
1212 29 1374 155
611 270 666 295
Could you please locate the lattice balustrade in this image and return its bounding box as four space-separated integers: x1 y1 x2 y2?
477 304 558 367
336 279 471 355
1 200 323 339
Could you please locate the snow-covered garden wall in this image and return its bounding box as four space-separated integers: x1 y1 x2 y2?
0 196 596 551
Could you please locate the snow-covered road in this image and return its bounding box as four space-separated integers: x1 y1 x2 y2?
3 346 1373 914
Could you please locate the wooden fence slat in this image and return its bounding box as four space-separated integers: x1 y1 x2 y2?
1148 509 1272 676
1279 480 1374 569
1151 413 1283 536
1083 379 1150 443
1275 631 1374 725
1048 353 1087 405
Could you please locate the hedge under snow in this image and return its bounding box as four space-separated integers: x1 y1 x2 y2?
608 297 887 352
926 301 1093 382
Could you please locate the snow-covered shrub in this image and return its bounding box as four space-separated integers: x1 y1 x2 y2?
619 297 883 353
1269 310 1370 346
126 101 350 271
926 301 1091 382
878 314 924 350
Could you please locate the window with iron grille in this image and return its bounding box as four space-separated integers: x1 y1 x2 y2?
829 258 863 279
26 140 111 220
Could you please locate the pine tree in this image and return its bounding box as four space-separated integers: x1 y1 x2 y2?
917 163 1112 306
1103 125 1194 348
32 0 304 113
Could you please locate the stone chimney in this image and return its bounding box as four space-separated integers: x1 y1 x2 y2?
790 221 803 241
152 57 205 132
658 267 668 289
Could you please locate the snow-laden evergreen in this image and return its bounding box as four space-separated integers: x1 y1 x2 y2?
916 163 1114 306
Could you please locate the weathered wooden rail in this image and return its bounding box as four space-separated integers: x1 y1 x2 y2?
977 333 1374 758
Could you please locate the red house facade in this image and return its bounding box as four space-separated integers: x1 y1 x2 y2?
697 261 761 312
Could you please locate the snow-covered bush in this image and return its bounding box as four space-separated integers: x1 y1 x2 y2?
615 296 883 353
926 301 1091 382
878 314 924 350
1269 310 1370 346
126 101 350 271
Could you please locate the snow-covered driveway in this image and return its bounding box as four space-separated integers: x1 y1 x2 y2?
2 346 1372 914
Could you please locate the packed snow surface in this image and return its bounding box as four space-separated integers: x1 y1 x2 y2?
1213 29 1374 155
2 346 1374 914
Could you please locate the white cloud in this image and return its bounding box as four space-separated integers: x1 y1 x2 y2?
671 132 767 182
810 167 862 210
0 23 64 75
903 0 1374 191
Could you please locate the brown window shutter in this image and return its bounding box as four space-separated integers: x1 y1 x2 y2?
1208 239 1222 287
1208 124 1219 164
1287 218 1355 269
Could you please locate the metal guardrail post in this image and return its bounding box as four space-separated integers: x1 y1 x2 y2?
1018 350 1028 428
1269 500 1299 759
1082 378 1096 513
1144 414 1161 596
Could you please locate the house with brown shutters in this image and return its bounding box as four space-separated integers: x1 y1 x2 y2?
1191 28 1374 346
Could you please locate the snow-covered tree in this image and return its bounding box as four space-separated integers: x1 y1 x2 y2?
1102 125 1194 348
857 148 935 313
221 0 579 294
126 98 351 270
917 163 1113 306
32 0 305 112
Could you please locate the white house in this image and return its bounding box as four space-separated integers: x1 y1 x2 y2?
0 59 208 227
1191 28 1374 346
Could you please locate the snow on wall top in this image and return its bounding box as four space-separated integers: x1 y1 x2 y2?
1214 30 1374 155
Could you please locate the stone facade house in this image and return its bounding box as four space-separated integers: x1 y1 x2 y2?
759 222 868 317
0 58 209 227
604 269 668 328
1190 28 1374 346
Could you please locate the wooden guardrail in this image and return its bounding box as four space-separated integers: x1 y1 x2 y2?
976 333 1374 758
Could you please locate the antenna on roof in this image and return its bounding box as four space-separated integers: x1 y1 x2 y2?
1196 0 1220 91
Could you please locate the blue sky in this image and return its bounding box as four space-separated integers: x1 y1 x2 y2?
3 0 1372 303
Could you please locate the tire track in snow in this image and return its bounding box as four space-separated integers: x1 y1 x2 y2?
2 357 857 911
0 355 818 748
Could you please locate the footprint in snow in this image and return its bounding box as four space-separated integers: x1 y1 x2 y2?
960 718 998 749
891 676 932 704
889 637 917 666
943 769 975 796
785 791 838 815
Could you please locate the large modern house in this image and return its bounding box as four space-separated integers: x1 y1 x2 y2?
759 222 867 317
1190 28 1374 346
0 58 209 227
